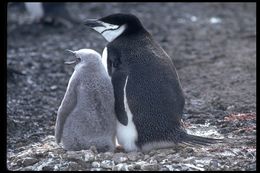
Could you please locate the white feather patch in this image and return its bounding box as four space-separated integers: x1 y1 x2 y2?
116 76 138 151
93 22 126 42
101 47 108 74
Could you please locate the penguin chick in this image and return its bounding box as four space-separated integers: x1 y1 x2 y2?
24 2 78 27
55 49 116 152
84 13 223 152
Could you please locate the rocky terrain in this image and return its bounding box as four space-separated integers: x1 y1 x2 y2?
7 3 256 171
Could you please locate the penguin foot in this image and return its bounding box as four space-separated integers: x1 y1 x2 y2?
114 145 125 153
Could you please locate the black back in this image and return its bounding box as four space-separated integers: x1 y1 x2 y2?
106 14 186 147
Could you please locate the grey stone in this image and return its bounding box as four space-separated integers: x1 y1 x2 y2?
128 164 141 170
65 151 84 161
90 168 105 171
112 163 129 171
144 154 150 160
149 157 158 164
92 161 100 168
90 145 98 154
104 152 113 159
127 151 144 161
210 159 220 168
94 152 113 161
100 160 115 169
21 157 39 166
67 161 82 171
141 163 160 171
163 165 177 171
42 165 54 171
160 166 170 171
84 150 95 162
112 152 128 163
20 166 34 171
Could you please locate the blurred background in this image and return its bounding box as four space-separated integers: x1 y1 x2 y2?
7 2 256 168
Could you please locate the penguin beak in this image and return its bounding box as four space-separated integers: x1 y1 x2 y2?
66 49 75 54
84 19 104 28
64 49 80 65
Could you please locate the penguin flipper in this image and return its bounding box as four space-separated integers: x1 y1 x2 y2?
111 69 128 126
55 81 77 143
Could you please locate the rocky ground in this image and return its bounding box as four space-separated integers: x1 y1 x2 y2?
7 3 256 171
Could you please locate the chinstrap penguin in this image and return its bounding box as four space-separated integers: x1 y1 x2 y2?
55 49 116 152
84 13 222 152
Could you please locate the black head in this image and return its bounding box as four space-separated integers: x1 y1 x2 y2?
99 13 144 31
84 13 146 42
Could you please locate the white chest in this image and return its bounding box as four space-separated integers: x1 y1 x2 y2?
101 47 108 74
116 76 138 151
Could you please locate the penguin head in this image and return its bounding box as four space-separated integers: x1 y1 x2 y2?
84 13 145 42
65 49 101 65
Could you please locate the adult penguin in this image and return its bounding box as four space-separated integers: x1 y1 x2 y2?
84 13 221 152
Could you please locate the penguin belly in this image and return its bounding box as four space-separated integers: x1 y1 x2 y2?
116 76 139 151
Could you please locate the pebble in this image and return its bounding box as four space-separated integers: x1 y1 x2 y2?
90 168 104 171
42 165 54 171
184 147 194 153
84 150 95 162
247 163 256 170
67 162 82 171
160 167 170 171
141 163 160 171
128 164 141 170
95 152 113 161
103 152 113 160
144 154 150 160
21 157 39 166
50 85 57 90
91 161 100 168
149 158 158 164
210 159 220 168
127 151 143 161
66 151 84 161
112 152 128 163
20 166 34 171
164 165 175 171
112 163 129 171
100 160 115 169
183 163 205 171
89 146 98 154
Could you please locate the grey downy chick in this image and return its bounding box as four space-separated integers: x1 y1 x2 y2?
55 49 116 152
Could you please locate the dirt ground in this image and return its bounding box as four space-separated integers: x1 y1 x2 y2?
7 3 256 171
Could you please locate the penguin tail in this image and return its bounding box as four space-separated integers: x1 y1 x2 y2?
180 133 224 146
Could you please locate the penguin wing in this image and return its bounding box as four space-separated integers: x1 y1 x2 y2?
111 68 128 126
55 80 78 143
106 46 128 125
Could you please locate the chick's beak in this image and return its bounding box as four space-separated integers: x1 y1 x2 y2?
64 49 79 65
